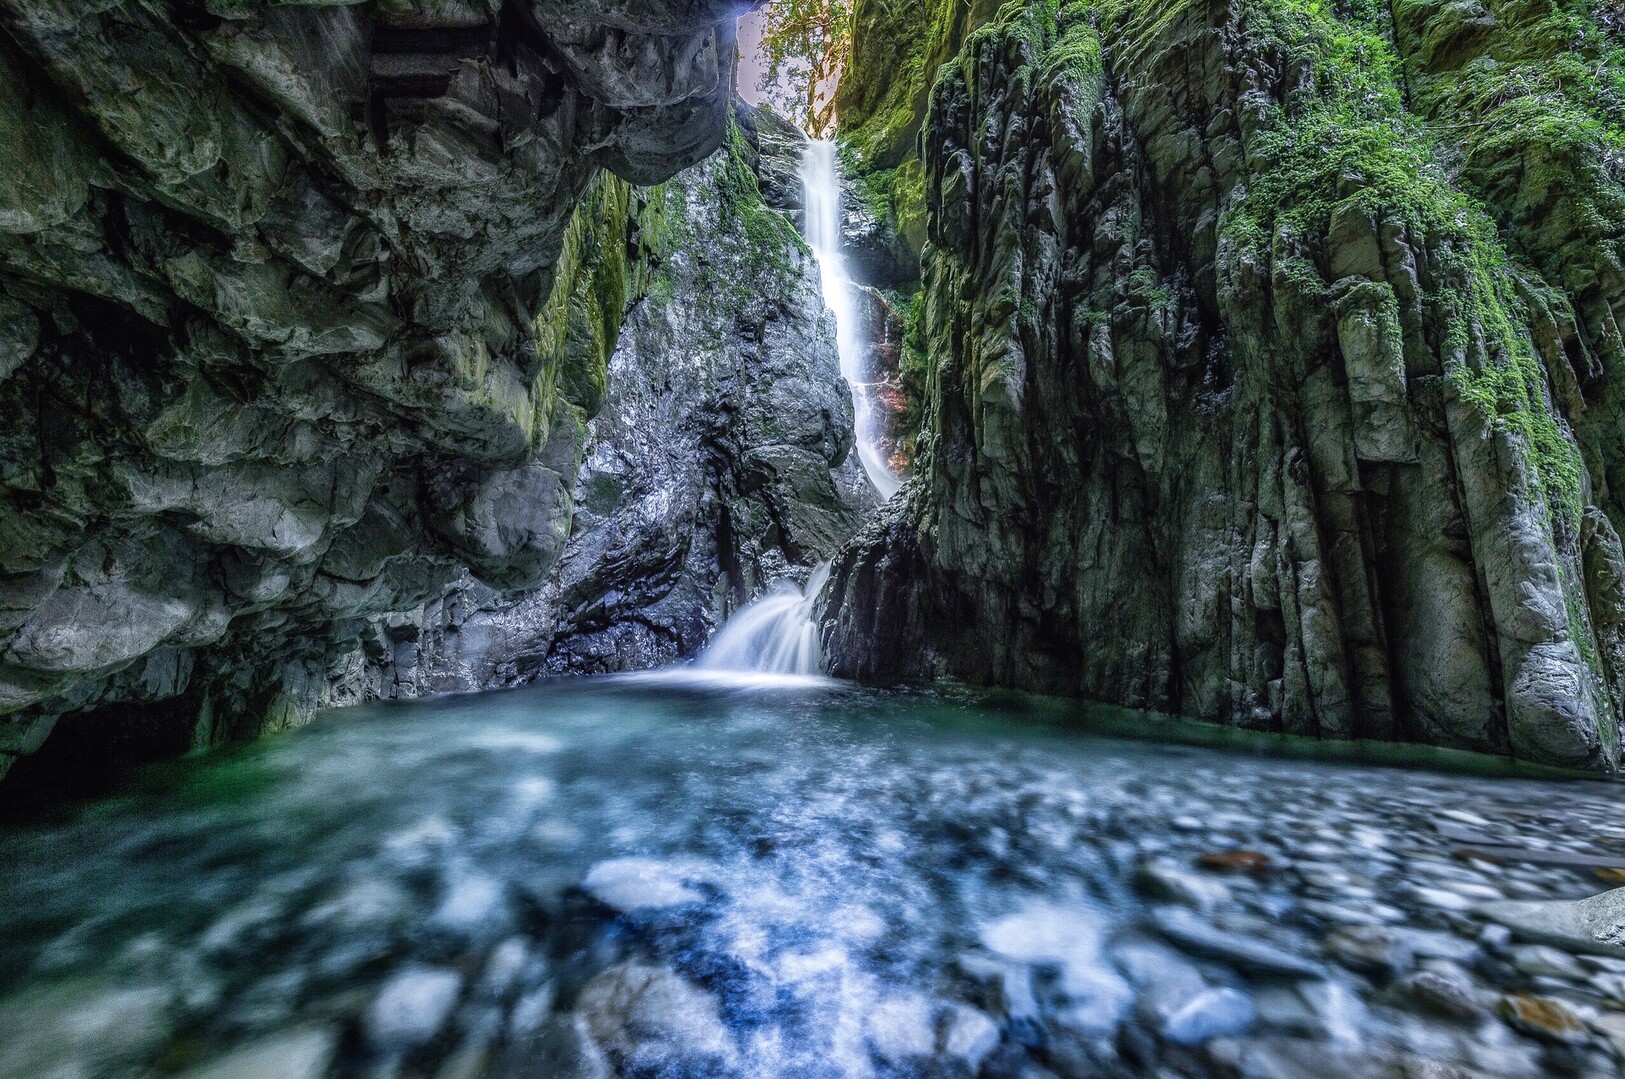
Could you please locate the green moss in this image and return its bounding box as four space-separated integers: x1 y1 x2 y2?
1443 267 1586 533
1187 0 1587 537
847 157 929 254
721 115 808 267
530 108 812 397
836 0 998 172
1206 2 1466 244
835 0 1006 271
1125 265 1172 308
1391 1 1625 329
582 472 627 516
534 174 637 423
660 113 811 324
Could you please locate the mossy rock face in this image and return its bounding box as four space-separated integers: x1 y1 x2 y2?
822 0 1625 770
1388 0 1625 621
837 0 1004 174
0 1 745 777
832 0 1002 277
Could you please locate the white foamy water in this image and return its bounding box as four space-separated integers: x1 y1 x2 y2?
802 139 902 500
698 562 831 676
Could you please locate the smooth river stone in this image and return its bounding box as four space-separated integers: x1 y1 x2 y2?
1479 887 1625 958
581 856 713 913
365 966 464 1050
1161 987 1256 1045
981 901 1134 1031
178 1028 336 1079
577 964 736 1073
1150 907 1326 979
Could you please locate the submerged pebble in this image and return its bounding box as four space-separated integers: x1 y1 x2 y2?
581 856 711 914
177 1028 336 1079
366 966 464 1050
1161 987 1256 1045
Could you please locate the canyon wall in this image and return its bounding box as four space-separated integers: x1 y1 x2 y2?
825 0 1625 771
7 0 1624 783
0 1 756 784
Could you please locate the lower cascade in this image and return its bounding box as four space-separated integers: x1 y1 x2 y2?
697 563 831 676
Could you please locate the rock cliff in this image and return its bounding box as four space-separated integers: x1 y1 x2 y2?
824 0 1625 771
0 1 750 784
8 0 1625 784
334 108 867 696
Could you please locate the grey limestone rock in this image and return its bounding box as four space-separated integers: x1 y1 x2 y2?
1480 887 1625 960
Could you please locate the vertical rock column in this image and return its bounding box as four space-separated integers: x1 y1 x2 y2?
822 0 1622 770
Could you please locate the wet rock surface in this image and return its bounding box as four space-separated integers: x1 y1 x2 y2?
342 109 869 692
1481 888 1625 960
3 680 1625 1078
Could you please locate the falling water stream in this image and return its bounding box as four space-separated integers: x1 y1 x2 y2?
801 139 902 502
693 141 904 679
698 563 831 677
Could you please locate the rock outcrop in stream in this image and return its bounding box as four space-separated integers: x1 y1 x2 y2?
0 1 752 783
824 0 1625 771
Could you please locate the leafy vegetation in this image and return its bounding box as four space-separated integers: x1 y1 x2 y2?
1178 0 1590 534
534 174 637 425
754 0 852 138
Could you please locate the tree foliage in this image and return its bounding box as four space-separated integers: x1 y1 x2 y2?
755 0 853 138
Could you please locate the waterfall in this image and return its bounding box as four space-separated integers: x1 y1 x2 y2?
698 563 831 676
693 142 891 677
801 139 903 500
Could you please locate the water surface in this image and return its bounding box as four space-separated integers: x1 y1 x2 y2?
2 677 1623 1078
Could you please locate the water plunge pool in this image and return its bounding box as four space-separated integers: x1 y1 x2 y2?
2 676 1623 1078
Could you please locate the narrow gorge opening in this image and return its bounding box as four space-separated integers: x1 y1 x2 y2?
696 123 904 676
3 3 1625 1079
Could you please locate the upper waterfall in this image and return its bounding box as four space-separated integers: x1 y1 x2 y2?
800 140 903 500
